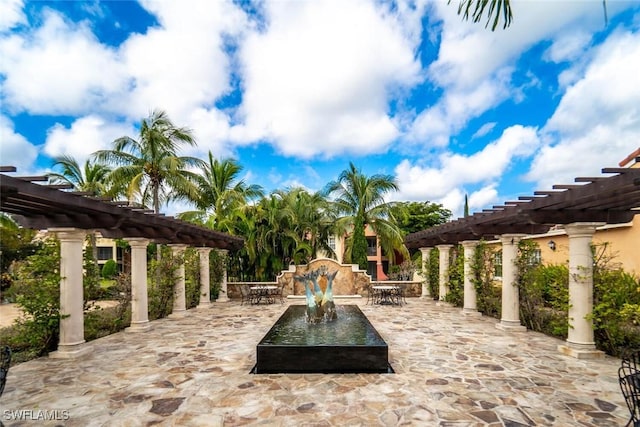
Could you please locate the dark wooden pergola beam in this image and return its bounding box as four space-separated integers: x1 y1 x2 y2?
405 167 640 249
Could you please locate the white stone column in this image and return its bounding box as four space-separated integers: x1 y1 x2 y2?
169 244 187 317
558 222 605 359
50 228 91 358
126 238 151 332
215 249 230 302
419 247 432 299
436 244 453 305
496 234 527 331
197 248 212 308
461 240 481 316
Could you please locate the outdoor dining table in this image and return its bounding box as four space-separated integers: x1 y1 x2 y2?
249 286 279 305
372 285 403 306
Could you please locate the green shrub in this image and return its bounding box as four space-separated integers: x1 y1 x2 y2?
148 245 180 320
591 244 640 357
9 238 61 356
184 248 200 308
471 241 500 318
445 245 464 307
210 250 226 300
427 248 439 300
101 259 118 279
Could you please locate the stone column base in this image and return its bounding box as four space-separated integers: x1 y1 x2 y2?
49 343 92 359
215 296 230 303
196 301 211 309
168 310 187 319
420 295 432 300
435 301 453 308
462 309 482 317
496 321 527 332
558 344 605 359
126 321 151 333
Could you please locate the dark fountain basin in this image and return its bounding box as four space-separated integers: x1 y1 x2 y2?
253 305 392 374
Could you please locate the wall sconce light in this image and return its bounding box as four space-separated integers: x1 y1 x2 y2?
547 240 556 251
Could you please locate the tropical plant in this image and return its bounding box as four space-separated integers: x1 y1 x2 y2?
450 0 513 30
48 155 111 196
94 109 203 214
182 153 263 231
322 162 405 271
48 155 112 267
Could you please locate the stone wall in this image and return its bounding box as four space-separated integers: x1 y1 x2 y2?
276 258 371 297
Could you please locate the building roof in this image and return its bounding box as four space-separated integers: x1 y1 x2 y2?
620 147 640 167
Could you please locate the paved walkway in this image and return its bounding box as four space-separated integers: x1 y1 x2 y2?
0 299 630 426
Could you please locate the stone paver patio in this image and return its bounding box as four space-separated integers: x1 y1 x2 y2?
0 299 630 426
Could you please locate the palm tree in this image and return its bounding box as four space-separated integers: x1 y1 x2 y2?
48 155 112 268
451 0 513 31
94 109 203 214
188 153 263 232
277 188 335 262
452 0 608 31
322 162 406 271
48 155 111 196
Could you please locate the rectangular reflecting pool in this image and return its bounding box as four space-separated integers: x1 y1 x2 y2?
253 305 392 374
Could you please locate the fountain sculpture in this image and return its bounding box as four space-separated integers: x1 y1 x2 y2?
295 265 337 323
254 266 391 374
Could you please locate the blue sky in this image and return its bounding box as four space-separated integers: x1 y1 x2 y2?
1 0 639 218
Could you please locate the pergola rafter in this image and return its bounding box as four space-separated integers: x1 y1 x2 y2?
405 167 640 249
0 172 243 250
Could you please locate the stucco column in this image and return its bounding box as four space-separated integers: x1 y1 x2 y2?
419 247 432 299
496 234 527 331
461 240 481 316
436 245 453 305
558 222 605 359
215 249 230 302
197 248 212 308
50 228 91 358
169 244 187 317
126 238 151 332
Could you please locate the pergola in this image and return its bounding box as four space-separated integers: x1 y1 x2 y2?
405 166 640 359
0 168 244 358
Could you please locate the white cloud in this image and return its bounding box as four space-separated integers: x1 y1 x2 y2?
394 125 540 211
0 0 25 32
404 1 613 147
235 0 421 158
0 8 126 115
119 0 247 121
0 115 38 172
544 30 592 63
43 115 133 163
472 122 497 139
527 29 640 190
469 185 498 212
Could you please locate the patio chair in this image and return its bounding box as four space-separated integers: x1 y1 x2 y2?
366 285 381 305
272 284 285 304
619 363 640 426
0 345 11 397
239 285 253 306
619 349 640 426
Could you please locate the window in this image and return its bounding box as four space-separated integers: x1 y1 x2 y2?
367 238 377 256
328 236 336 251
529 249 541 266
97 246 113 261
494 251 502 279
